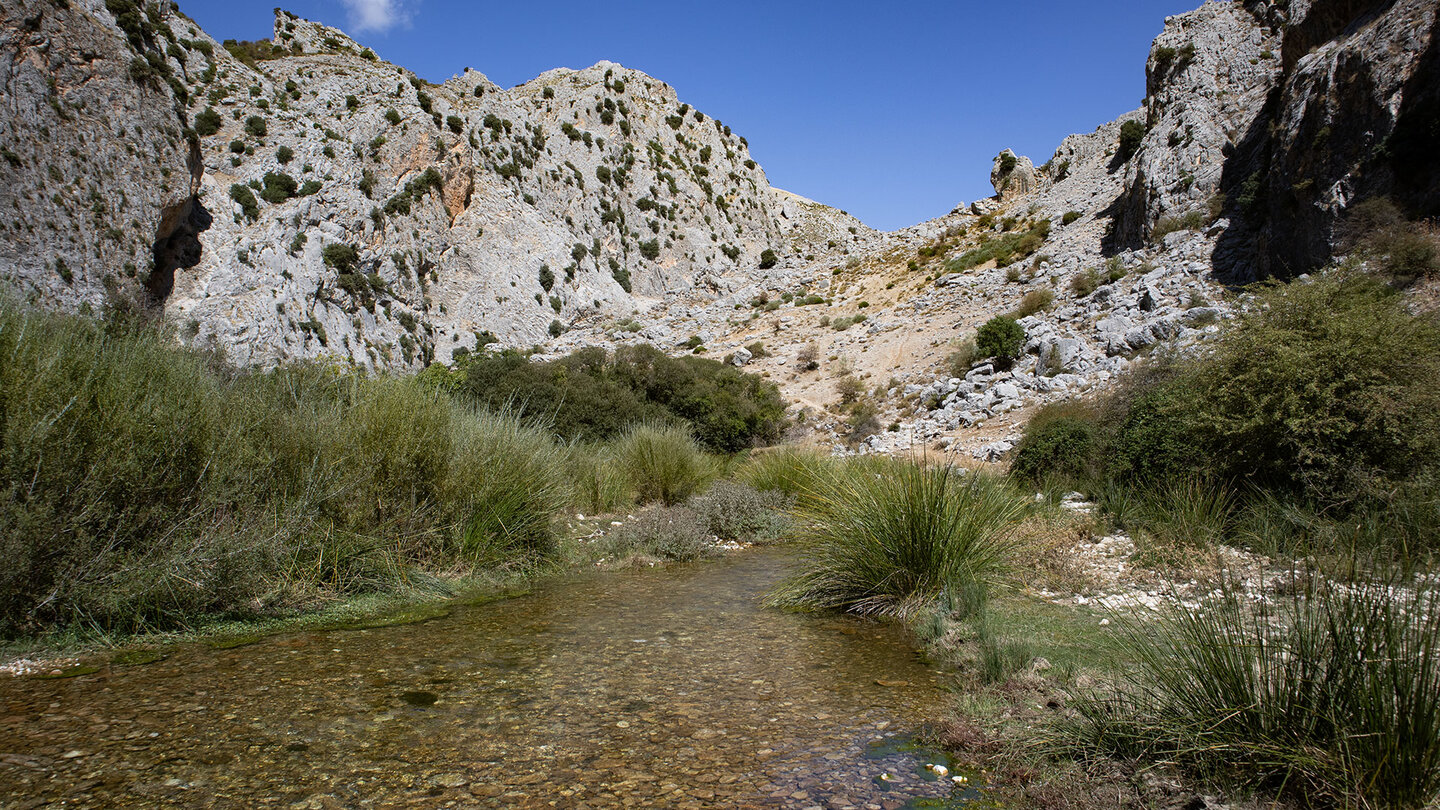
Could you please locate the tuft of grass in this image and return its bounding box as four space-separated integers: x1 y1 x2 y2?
1009 288 1054 318
562 441 632 515
613 422 714 506
765 462 1028 618
737 447 836 497
1063 572 1440 808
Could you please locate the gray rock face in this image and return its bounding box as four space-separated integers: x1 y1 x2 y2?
1108 1 1282 250
1238 0 1440 277
0 0 199 313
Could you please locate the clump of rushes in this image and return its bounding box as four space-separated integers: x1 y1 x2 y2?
766 460 1027 618
613 422 714 506
738 447 837 498
1064 572 1440 808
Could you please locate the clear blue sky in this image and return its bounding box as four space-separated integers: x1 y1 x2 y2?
184 0 1201 230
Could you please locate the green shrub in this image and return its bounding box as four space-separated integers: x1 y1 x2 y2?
385 108 401 125
687 480 792 544
614 423 713 506
322 243 360 274
975 316 1025 365
1062 211 1081 226
458 345 784 454
611 263 632 293
1117 119 1146 162
1183 275 1440 506
276 145 294 164
1009 402 1099 486
738 448 836 497
758 248 778 269
599 505 714 563
765 462 1027 618
229 183 259 221
259 171 297 204
194 107 222 137
244 115 267 137
639 239 660 260
1066 574 1440 808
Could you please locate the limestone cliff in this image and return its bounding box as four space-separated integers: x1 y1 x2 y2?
0 3 869 368
0 0 200 314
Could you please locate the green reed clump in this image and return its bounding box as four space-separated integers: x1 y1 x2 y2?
765 461 1027 618
1063 573 1440 808
613 422 715 506
0 303 569 636
736 446 837 499
562 440 632 515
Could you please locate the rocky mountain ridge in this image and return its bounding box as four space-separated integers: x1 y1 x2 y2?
0 0 1435 410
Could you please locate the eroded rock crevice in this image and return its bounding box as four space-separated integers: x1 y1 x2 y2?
148 195 212 303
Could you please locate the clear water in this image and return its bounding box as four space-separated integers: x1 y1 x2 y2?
0 549 982 808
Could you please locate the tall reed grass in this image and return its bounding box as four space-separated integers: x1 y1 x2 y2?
0 303 570 635
612 422 714 505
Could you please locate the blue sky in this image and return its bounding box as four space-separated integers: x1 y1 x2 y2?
185 0 1200 230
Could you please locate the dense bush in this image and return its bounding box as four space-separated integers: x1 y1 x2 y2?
758 248 778 269
194 107 222 137
975 316 1025 365
1009 402 1099 485
229 183 259 221
458 344 786 453
598 505 714 563
688 481 792 544
1117 120 1146 163
259 171 297 204
1342 197 1440 281
1011 272 1440 556
0 303 570 636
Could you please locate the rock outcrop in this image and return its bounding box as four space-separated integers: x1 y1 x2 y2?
990 149 1038 201
0 0 1434 381
1221 0 1440 277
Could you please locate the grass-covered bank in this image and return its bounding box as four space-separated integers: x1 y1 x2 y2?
0 302 787 646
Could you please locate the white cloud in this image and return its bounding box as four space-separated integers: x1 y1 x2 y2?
338 0 412 34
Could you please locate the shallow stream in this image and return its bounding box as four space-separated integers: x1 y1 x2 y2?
0 549 982 808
